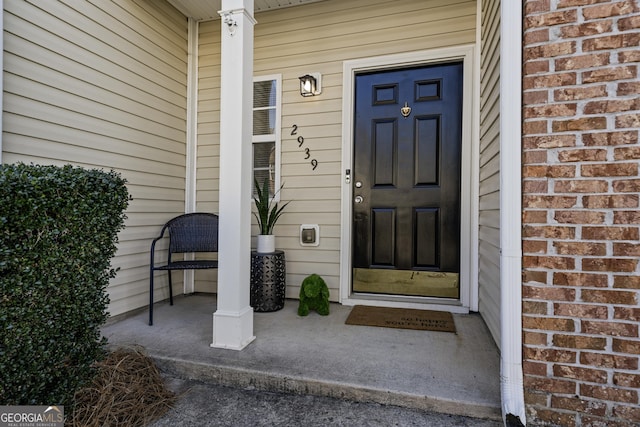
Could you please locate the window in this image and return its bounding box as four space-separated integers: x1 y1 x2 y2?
253 75 281 198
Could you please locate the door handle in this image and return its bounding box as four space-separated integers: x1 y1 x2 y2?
354 195 363 203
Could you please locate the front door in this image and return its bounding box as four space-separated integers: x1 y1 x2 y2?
352 62 463 299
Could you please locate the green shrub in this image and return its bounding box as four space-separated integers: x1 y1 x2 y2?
0 163 130 406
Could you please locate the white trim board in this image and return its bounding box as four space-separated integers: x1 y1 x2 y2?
184 17 199 295
339 45 479 313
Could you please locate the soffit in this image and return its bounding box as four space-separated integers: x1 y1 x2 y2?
167 0 326 21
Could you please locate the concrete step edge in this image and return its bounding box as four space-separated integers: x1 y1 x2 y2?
152 355 502 422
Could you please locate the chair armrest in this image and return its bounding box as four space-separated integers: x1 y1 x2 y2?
150 227 168 268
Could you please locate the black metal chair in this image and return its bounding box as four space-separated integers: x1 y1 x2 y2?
149 213 219 325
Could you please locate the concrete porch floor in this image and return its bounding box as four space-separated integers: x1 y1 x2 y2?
102 294 501 421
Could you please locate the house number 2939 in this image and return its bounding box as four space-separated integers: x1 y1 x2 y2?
291 124 318 171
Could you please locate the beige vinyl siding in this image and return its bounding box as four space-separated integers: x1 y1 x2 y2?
2 0 188 316
196 0 477 300
477 0 501 347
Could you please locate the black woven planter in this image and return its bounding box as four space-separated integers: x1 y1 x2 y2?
250 250 286 312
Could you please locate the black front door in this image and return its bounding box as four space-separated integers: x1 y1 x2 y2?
352 62 463 298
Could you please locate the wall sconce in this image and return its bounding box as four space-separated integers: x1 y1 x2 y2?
299 73 322 97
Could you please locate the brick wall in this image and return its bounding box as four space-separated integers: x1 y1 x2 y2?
522 0 640 425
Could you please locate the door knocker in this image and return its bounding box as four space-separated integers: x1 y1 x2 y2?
401 102 411 118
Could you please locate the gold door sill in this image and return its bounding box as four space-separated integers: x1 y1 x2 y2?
353 268 459 299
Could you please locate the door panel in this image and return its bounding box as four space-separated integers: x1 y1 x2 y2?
372 208 396 266
415 116 440 185
352 61 463 298
373 120 397 186
415 207 439 267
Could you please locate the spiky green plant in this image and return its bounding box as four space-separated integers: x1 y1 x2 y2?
253 178 289 235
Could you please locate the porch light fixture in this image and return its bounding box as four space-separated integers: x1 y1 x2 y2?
221 12 237 35
299 73 322 97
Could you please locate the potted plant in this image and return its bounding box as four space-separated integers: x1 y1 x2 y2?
253 178 289 253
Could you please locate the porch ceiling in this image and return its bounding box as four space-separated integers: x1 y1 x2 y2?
167 0 327 20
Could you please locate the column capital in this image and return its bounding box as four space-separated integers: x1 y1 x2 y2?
219 0 254 16
218 0 256 38
218 8 257 24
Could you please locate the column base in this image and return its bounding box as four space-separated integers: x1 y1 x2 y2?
211 306 256 350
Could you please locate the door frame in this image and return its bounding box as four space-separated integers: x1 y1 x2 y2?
339 45 478 313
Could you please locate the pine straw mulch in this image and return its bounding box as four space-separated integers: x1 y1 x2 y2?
68 347 177 427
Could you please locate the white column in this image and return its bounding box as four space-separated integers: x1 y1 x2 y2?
211 0 256 350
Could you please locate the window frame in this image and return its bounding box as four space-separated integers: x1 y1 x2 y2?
252 74 282 201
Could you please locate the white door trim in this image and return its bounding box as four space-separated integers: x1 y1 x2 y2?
339 45 478 314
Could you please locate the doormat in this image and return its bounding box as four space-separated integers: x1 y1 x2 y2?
345 305 456 333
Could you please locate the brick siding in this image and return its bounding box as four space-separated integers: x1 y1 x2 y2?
522 1 640 425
